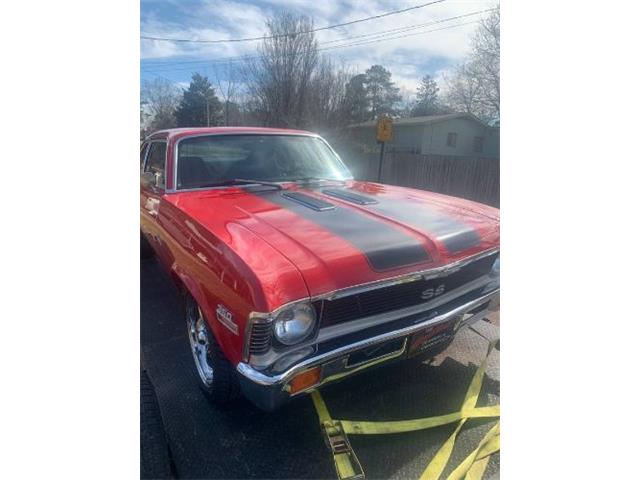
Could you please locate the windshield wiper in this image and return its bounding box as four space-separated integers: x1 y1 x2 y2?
290 177 346 185
233 178 283 190
187 179 283 190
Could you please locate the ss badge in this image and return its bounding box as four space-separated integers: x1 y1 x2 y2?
421 284 445 300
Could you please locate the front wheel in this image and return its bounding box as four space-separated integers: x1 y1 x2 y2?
185 295 240 404
140 232 154 259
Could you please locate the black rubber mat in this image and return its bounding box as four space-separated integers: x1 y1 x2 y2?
141 257 500 479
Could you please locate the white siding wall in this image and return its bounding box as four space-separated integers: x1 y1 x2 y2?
423 118 498 157
387 125 424 153
349 118 499 158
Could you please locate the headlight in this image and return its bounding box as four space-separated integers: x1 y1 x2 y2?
273 303 317 345
490 256 500 278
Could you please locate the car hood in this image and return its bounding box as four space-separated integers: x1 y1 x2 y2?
173 181 499 298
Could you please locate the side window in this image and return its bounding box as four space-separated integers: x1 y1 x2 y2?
144 142 167 189
473 136 484 153
140 143 148 169
446 132 457 147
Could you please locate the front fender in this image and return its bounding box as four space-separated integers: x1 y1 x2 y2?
168 221 309 367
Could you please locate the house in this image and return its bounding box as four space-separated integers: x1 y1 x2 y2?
349 113 499 158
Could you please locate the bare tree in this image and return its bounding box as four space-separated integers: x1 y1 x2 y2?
443 63 493 119
215 61 241 126
443 7 500 122
306 58 353 131
141 78 180 131
244 13 319 127
470 7 500 114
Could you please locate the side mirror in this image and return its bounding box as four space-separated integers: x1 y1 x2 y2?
140 171 155 188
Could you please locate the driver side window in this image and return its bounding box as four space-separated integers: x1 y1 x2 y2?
140 143 148 170
144 142 167 189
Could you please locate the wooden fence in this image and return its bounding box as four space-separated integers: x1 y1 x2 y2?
340 151 500 207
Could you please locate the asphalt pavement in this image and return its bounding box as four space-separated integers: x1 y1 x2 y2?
141 257 500 479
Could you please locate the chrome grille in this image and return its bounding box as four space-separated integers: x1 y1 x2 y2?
314 252 498 327
249 321 272 355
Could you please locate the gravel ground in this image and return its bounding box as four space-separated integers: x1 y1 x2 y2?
141 257 500 479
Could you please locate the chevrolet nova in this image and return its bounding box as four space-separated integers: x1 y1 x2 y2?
140 127 500 411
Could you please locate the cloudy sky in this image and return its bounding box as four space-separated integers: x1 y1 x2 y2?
140 0 497 100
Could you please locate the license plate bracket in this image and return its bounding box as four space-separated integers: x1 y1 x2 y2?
346 338 405 368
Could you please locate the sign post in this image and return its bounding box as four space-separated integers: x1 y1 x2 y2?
376 115 393 182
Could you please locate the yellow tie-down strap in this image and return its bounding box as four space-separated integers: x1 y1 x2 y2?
311 338 499 480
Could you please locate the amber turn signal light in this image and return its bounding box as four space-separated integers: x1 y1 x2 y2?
288 366 321 394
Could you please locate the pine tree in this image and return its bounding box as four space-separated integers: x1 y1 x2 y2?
344 74 369 123
363 65 402 119
411 75 441 117
175 73 223 127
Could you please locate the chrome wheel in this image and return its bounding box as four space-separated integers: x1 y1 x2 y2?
187 304 214 386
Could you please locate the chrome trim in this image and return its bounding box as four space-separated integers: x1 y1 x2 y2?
242 248 498 364
242 311 271 363
236 288 499 387
250 274 491 366
141 139 168 192
167 132 353 194
316 274 492 343
280 191 336 211
140 143 150 172
344 338 407 369
243 300 322 367
216 304 239 335
187 305 214 386
286 338 409 396
313 247 499 301
456 307 490 331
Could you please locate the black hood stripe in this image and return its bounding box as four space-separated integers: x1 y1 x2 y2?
261 191 431 271
326 188 482 254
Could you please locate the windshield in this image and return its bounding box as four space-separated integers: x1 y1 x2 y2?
176 134 352 190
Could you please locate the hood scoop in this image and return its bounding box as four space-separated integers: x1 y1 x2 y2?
281 191 336 211
322 188 378 205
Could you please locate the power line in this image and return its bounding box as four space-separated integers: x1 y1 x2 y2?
141 19 480 77
142 9 487 73
142 8 492 68
320 8 494 45
140 0 446 44
140 67 176 83
320 19 481 52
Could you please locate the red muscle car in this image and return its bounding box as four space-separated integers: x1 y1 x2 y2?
140 127 500 411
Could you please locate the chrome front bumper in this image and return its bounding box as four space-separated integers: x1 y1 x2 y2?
236 288 499 411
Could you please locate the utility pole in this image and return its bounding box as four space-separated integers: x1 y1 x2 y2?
375 115 393 182
377 141 386 182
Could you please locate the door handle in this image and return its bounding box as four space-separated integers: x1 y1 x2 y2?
144 197 160 217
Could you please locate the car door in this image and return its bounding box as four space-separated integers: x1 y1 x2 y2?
140 141 169 262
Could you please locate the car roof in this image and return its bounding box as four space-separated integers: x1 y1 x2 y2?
145 126 317 142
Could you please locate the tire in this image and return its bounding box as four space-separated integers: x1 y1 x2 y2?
141 232 154 259
140 369 172 479
185 294 240 404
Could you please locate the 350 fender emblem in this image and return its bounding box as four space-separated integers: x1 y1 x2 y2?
216 304 239 335
421 284 445 300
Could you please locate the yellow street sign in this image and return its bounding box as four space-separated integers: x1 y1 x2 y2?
376 116 393 143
